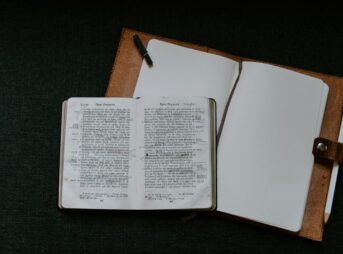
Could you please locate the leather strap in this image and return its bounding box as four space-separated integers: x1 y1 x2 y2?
313 137 343 165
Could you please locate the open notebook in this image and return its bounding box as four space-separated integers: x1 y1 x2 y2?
134 39 328 232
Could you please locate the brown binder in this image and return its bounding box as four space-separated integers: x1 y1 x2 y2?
105 28 343 241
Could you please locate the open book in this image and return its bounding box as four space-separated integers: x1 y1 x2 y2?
59 39 329 233
133 40 329 232
59 97 217 210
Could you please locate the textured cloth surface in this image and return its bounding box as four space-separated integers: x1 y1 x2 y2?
1 5 343 254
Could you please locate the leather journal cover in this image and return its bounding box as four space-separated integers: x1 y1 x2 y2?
105 28 343 241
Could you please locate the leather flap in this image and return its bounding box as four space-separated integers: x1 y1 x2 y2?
313 137 343 164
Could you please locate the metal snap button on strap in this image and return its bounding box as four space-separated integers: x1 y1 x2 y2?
316 142 328 152
313 137 343 165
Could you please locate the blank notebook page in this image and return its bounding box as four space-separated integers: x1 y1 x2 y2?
134 39 239 129
217 62 328 232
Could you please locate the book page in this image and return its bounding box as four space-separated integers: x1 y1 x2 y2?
60 98 137 209
134 97 214 209
134 39 239 130
217 62 328 231
58 101 68 208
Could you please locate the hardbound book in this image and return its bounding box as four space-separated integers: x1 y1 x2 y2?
60 28 343 241
59 96 217 210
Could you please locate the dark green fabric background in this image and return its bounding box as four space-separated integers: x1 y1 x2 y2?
1 4 343 254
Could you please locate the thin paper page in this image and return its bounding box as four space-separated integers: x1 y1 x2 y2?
134 39 239 129
58 101 67 208
61 98 137 209
134 97 213 209
217 62 328 231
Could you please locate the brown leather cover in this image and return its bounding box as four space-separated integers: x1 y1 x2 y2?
105 28 343 241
